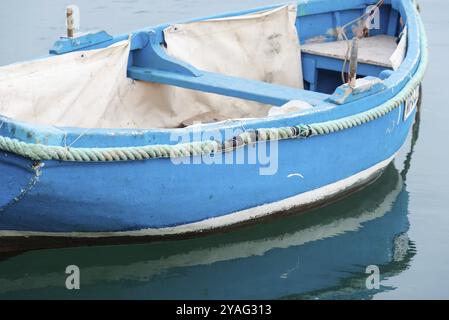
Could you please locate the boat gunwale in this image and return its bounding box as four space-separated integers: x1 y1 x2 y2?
0 0 424 149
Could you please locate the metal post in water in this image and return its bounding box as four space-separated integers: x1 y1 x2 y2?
66 7 74 38
348 37 359 88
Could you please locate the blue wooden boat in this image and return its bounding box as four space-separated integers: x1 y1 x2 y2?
0 0 427 241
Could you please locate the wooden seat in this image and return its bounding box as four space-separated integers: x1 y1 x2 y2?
301 35 398 68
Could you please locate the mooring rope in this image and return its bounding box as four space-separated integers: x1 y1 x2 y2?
0 18 428 163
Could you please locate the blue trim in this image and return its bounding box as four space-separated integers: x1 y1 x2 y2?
330 77 386 104
128 67 327 106
49 30 113 55
131 31 200 77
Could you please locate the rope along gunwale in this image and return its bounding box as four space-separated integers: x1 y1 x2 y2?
0 21 428 163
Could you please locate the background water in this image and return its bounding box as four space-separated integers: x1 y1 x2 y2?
0 0 448 299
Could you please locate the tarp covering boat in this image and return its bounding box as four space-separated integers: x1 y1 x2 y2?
0 5 302 129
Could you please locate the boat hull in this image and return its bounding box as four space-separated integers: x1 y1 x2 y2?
0 164 412 299
0 100 417 239
0 154 389 253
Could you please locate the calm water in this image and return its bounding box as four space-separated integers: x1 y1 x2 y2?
0 0 448 299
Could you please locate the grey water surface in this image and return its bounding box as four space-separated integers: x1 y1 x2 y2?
0 0 448 299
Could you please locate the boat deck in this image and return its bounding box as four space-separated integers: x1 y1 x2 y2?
301 35 398 68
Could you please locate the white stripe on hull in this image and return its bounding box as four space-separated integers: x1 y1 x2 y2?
0 154 395 238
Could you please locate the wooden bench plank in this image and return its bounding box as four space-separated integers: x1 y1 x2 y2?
301 35 398 68
127 67 329 106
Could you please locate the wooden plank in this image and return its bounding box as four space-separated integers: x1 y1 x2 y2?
127 67 328 106
301 35 398 68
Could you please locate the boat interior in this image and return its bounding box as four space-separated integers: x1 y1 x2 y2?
0 1 408 129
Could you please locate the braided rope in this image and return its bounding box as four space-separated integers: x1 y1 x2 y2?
0 19 428 163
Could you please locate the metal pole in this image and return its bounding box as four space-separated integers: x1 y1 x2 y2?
67 7 74 38
348 37 359 88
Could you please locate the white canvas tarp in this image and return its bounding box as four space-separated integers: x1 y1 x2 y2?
0 5 303 129
390 27 407 71
164 4 302 88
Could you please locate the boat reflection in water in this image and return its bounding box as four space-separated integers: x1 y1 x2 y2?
0 115 421 299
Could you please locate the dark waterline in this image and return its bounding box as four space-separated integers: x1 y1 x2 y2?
0 0 448 299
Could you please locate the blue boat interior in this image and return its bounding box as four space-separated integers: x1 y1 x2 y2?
298 1 402 93
0 0 413 133
115 2 397 102
45 1 406 110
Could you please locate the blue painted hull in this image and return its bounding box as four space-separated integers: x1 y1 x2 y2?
0 163 413 298
0 105 414 233
0 0 426 237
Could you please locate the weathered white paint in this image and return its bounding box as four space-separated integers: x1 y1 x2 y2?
288 173 304 179
0 154 395 238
